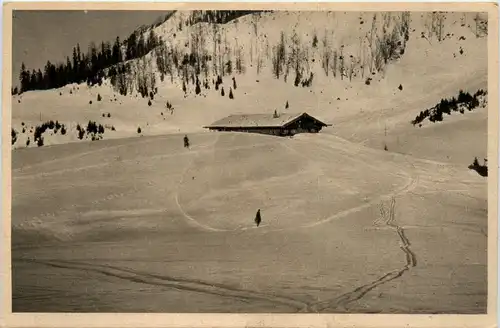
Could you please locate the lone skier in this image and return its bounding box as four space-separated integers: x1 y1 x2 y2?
183 135 190 149
254 209 262 227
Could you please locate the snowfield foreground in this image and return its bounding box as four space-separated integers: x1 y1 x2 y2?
12 122 487 313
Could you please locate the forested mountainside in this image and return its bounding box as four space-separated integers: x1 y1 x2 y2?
15 11 487 97
12 11 488 148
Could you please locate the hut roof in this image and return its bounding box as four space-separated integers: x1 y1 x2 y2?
204 112 331 129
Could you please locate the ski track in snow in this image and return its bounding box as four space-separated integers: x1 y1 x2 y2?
174 134 294 233
173 134 228 232
169 133 484 312
173 134 421 234
302 198 417 313
14 258 308 311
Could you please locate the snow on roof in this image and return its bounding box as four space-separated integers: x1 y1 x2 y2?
205 112 329 128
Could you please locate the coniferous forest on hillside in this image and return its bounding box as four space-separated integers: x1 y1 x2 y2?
15 10 266 95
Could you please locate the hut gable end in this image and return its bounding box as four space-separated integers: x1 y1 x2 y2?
282 113 329 129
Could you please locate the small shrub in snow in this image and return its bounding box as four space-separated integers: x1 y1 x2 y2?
107 113 111 118
86 121 98 134
398 84 403 91
221 87 225 97
473 157 479 167
294 73 301 87
229 88 234 99
137 127 142 134
468 157 488 177
89 100 93 105
11 129 17 145
97 94 102 101
195 79 201 95
26 138 30 146
61 125 66 135
34 124 43 135
301 73 314 88
22 128 25 133
285 101 289 109
37 136 44 147
148 100 152 106
77 126 85 140
111 126 116 131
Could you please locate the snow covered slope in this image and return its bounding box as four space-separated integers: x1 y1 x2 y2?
11 11 488 149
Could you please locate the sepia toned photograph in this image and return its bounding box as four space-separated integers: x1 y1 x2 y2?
2 2 499 327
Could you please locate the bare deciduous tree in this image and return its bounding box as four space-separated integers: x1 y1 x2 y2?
435 12 445 42
322 30 331 77
367 13 378 74
332 49 338 78
257 53 262 75
339 47 345 80
271 32 287 79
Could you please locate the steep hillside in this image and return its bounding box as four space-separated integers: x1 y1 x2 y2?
11 11 488 149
